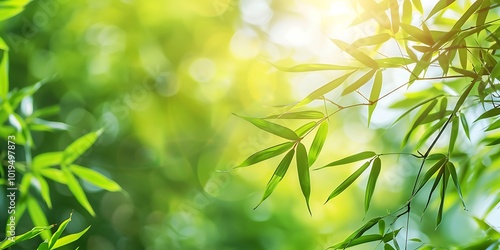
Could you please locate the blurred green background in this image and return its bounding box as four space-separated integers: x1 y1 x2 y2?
1 0 498 249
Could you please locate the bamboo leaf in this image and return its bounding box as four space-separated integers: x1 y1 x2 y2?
491 60 500 80
485 118 500 131
403 99 438 143
62 167 96 216
412 0 423 13
452 0 483 30
317 151 376 170
378 220 386 235
437 53 450 75
40 168 67 184
32 152 63 171
402 0 412 24
265 111 324 119
345 217 383 242
409 52 432 85
416 157 447 193
236 142 295 168
48 214 73 249
357 0 392 29
295 122 317 137
325 161 371 203
70 165 122 192
391 95 443 126
328 234 383 249
460 113 471 139
52 226 91 249
449 116 459 153
477 0 491 28
36 175 52 209
0 226 54 249
368 70 383 125
352 33 392 48
365 157 381 213
27 196 51 240
423 167 444 214
446 161 466 209
255 149 295 208
342 70 377 96
401 24 434 45
236 115 299 140
437 166 450 227
296 143 312 215
474 108 500 122
308 121 328 166
390 0 400 33
331 39 379 68
426 0 455 21
458 43 468 69
271 63 358 72
62 130 103 166
296 72 355 107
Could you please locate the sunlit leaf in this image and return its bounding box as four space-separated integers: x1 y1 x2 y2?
27 196 51 240
40 168 67 184
235 115 298 140
331 39 379 68
295 122 317 137
447 162 466 209
0 0 31 21
0 226 54 249
342 69 376 96
35 175 52 209
402 0 412 24
317 151 376 170
452 0 483 30
401 24 434 45
365 157 381 213
296 72 355 108
357 0 391 29
62 167 96 216
390 0 400 33
308 121 328 166
391 95 443 124
409 52 432 85
296 143 311 215
255 149 295 208
437 53 450 75
328 234 383 249
426 0 455 21
30 105 60 119
352 33 391 48
236 142 295 168
70 165 122 192
52 226 91 249
368 70 383 125
62 130 103 166
32 152 63 171
48 214 73 249
325 161 371 203
265 111 324 119
412 0 423 13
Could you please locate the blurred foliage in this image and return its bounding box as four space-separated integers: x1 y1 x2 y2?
0 0 499 250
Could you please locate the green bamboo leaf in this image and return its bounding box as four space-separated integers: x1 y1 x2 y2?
459 43 468 69
30 105 60 119
446 162 466 209
437 53 450 75
296 71 355 108
27 196 51 240
0 38 8 100
0 0 31 21
485 118 500 131
296 143 312 215
368 70 383 125
390 0 400 33
425 0 455 21
413 45 433 52
70 165 122 192
40 168 67 184
325 161 371 203
416 157 447 193
295 122 317 137
341 70 377 96
236 142 295 168
391 95 443 126
331 39 379 68
36 175 52 209
474 108 500 122
460 113 471 139
235 114 299 140
403 99 438 143
0 226 54 249
308 121 328 166
271 63 358 72
317 151 376 170
477 0 491 28
62 130 103 166
30 119 71 132
255 149 295 208
401 24 434 45
378 220 386 235
402 0 412 24
352 33 391 48
382 228 402 243
32 152 63 171
409 52 432 85
345 216 383 242
329 234 383 249
449 116 459 153
423 167 444 214
365 157 381 213
437 166 450 227
412 0 423 13
265 111 324 119
385 244 396 250
48 214 73 249
491 60 500 79
486 137 500 146
38 242 49 250
375 57 415 67
416 117 447 148
452 0 483 30
62 167 96 216
52 226 91 249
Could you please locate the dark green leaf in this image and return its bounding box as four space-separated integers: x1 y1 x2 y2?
331 39 379 68
295 122 317 137
437 166 450 227
491 60 500 79
236 115 298 140
403 99 438 143
477 0 491 28
308 121 328 166
368 70 383 125
460 113 471 139
383 228 402 242
329 234 383 249
452 0 483 30
446 162 466 209
437 53 450 75
391 95 443 126
485 118 500 131
451 67 477 78
255 149 295 208
342 70 377 96
296 143 312 215
62 167 96 216
416 157 447 192
459 43 468 69
474 108 500 122
265 111 324 119
449 115 459 153
385 244 396 250
423 167 444 214
378 220 386 235
62 130 103 166
365 157 381 213
325 161 371 203
70 165 122 192
236 142 295 168
486 137 500 146
317 151 376 170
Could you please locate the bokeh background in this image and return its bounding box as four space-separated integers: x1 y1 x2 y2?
1 0 499 249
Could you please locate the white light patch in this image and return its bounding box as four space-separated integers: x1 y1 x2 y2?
230 29 260 59
189 58 216 83
240 0 273 26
